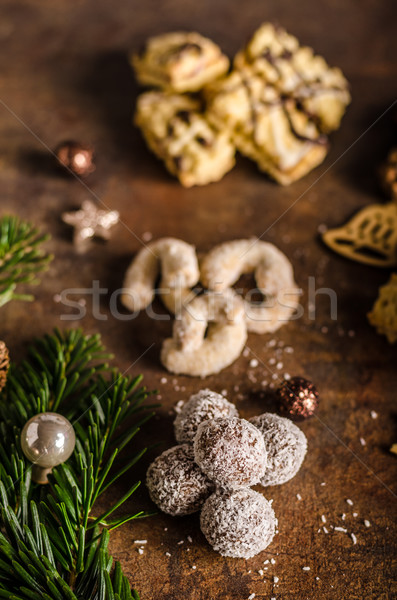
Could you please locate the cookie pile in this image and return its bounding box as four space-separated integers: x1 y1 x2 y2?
122 237 299 377
146 389 307 558
131 24 350 187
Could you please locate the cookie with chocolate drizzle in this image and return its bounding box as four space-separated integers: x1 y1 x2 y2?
134 90 235 187
132 31 229 93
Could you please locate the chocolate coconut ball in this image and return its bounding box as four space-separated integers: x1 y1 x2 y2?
174 389 239 443
146 444 213 516
249 413 307 486
200 488 277 558
193 417 267 490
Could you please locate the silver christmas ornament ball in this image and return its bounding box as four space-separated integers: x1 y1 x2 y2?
21 412 76 483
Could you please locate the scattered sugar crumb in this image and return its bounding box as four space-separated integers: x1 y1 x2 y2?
346 499 354 506
165 552 171 557
221 389 228 396
141 231 153 242
316 577 320 581
272 373 278 380
267 339 277 348
243 348 250 357
174 400 185 414
353 512 358 518
233 385 240 392
321 515 326 523
160 377 167 384
134 540 147 544
370 410 378 419
334 527 347 533
321 482 326 486
250 359 259 368
164 527 168 531
192 565 196 570
351 533 357 545
273 576 279 583
269 358 276 365
276 362 283 370
283 372 291 381
284 346 294 353
360 437 366 446
296 493 302 501
364 520 371 528
302 566 310 571
318 223 328 234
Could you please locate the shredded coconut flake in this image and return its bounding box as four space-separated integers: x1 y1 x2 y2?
370 410 378 419
248 594 255 600
359 437 366 446
364 520 371 528
351 533 357 544
134 540 147 544
296 493 302 501
346 498 354 506
302 566 310 571
321 515 326 523
334 527 347 533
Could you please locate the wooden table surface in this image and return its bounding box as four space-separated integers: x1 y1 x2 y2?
1 1 396 598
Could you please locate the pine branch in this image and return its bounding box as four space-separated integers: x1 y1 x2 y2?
0 329 156 599
0 215 52 307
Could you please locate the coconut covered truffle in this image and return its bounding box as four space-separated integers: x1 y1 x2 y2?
174 389 239 443
249 413 307 486
146 444 213 516
193 417 267 489
200 488 277 558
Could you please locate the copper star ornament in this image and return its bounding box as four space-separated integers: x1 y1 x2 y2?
62 200 119 253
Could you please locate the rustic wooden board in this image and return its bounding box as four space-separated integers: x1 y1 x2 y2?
0 1 396 598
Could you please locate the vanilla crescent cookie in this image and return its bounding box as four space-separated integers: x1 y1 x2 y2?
135 91 235 187
121 237 199 314
200 238 300 333
132 31 229 92
161 289 247 377
234 22 351 133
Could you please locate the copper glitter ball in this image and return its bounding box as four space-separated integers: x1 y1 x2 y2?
55 141 95 176
277 376 319 420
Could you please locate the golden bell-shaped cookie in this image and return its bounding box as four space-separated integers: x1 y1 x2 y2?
322 202 397 268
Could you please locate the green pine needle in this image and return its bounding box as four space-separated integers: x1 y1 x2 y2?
0 329 156 599
0 215 52 307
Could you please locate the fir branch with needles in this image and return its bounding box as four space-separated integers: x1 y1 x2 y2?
0 215 52 307
0 328 156 599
